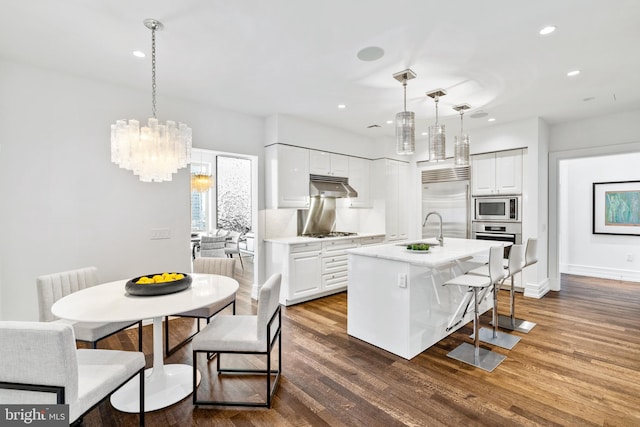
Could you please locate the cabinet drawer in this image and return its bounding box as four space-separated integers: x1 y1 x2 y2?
322 240 357 255
359 236 384 246
290 242 322 253
322 254 348 273
322 270 348 290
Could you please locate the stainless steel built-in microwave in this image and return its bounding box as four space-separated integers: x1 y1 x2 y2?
474 196 520 221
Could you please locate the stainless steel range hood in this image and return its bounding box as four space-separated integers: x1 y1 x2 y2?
309 174 358 198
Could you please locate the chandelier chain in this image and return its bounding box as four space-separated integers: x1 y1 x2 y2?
151 26 157 118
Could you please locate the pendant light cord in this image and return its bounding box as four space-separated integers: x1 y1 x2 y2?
434 95 440 126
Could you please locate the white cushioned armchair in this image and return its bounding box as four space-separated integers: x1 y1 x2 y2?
191 273 282 407
164 257 237 357
0 321 145 426
37 266 143 350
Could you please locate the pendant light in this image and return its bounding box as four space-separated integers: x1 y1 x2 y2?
110 19 192 182
191 152 213 192
393 69 417 155
453 104 471 166
426 89 447 162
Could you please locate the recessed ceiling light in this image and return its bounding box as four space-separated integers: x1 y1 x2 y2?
357 46 385 62
567 70 581 77
338 104 346 109
539 26 556 35
470 110 488 119
386 120 393 124
488 118 496 122
421 132 428 136
132 50 145 58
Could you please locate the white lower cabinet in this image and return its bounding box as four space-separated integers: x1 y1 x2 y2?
289 246 322 298
265 235 384 305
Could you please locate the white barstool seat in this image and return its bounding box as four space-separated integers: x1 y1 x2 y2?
469 244 524 350
442 246 506 372
498 238 538 333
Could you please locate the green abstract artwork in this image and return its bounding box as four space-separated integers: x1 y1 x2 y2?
605 190 640 226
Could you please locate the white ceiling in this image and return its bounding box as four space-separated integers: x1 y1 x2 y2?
2 1 640 138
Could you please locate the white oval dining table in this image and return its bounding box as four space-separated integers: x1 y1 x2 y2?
51 273 239 413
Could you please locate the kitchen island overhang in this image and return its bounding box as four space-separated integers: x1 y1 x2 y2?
346 238 506 360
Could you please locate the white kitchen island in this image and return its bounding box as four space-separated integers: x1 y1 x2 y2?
347 238 504 359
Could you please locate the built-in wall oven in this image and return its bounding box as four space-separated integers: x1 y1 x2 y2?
472 221 522 258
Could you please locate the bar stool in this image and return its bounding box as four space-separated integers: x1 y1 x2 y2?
498 238 538 333
443 246 506 372
468 244 524 350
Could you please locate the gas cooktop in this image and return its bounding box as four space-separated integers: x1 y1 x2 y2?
303 231 358 238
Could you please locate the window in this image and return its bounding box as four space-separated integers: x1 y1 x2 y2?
216 156 251 232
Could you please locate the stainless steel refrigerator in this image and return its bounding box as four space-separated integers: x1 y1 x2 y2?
421 166 471 239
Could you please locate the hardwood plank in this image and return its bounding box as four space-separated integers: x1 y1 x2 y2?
87 265 640 426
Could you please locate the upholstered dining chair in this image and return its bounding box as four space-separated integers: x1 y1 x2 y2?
199 235 228 258
0 321 145 426
224 231 245 270
192 273 282 408
37 266 143 350
164 257 237 357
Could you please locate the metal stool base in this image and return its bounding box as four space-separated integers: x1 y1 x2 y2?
497 315 536 333
446 342 506 372
470 327 521 350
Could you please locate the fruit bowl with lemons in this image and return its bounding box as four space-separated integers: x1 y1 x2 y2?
125 272 192 296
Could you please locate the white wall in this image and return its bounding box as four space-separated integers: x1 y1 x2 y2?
548 108 640 289
559 153 640 281
0 59 264 320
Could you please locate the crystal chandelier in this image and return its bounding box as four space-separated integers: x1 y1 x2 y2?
453 104 471 166
110 19 192 182
426 89 447 162
393 69 417 155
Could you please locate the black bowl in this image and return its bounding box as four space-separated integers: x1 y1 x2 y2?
125 273 192 296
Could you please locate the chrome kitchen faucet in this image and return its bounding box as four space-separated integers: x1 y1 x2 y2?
423 211 444 246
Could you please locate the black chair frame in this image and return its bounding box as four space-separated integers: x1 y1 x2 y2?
192 305 282 407
77 321 143 351
165 300 236 357
0 368 145 426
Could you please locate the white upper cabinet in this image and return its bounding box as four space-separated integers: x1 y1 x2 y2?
265 144 310 208
471 149 522 196
347 157 371 208
309 151 349 177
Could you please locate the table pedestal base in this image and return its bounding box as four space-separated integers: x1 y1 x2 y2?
111 364 201 412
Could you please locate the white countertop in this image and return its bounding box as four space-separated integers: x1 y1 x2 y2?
347 237 506 268
264 232 385 244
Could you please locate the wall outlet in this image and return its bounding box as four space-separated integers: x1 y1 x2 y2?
150 228 171 240
398 273 407 288
627 253 634 262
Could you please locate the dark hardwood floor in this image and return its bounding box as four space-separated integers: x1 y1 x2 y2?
89 262 640 426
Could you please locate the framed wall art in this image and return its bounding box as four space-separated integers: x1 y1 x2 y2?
592 180 640 236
